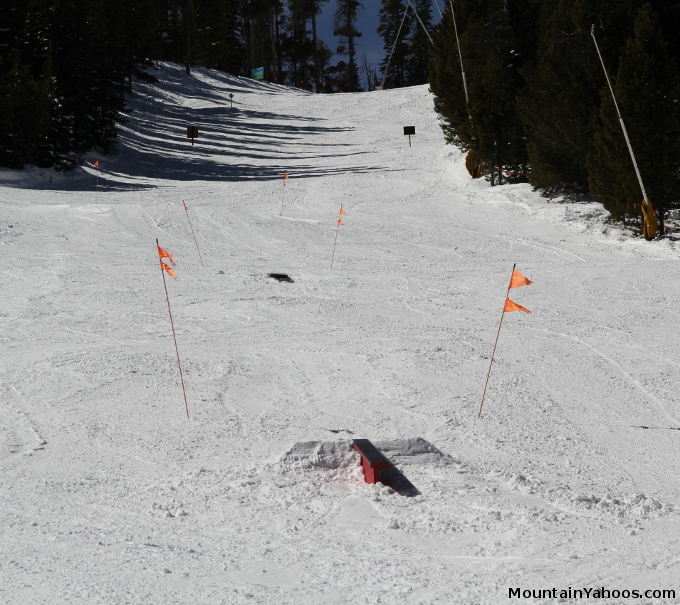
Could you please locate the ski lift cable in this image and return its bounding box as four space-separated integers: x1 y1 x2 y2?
379 2 411 89
432 0 443 20
408 0 434 46
450 0 469 106
379 0 434 90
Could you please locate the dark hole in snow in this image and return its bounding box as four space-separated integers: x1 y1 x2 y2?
268 273 294 282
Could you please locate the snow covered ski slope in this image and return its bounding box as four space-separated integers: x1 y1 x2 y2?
2 62 680 604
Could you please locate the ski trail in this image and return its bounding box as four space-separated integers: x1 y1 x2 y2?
8 385 47 450
569 334 680 425
534 328 680 426
411 242 465 259
495 233 586 263
195 207 272 257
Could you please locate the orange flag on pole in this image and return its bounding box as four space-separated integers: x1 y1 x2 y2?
155 239 189 418
283 171 289 186
183 201 189 210
331 205 346 269
504 297 531 313
161 261 178 280
478 263 534 419
94 161 99 166
509 269 532 289
157 245 175 266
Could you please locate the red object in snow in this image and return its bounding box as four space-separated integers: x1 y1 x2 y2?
352 439 390 484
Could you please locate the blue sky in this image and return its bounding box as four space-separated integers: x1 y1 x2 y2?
316 3 384 70
316 1 442 84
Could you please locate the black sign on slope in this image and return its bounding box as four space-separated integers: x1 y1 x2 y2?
403 126 415 146
187 126 198 146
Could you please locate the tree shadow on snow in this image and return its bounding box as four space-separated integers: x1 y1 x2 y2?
70 62 390 191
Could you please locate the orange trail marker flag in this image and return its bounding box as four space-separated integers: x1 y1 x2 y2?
94 161 100 191
156 239 190 418
504 298 531 313
181 201 204 268
509 269 532 289
161 261 177 279
157 244 175 266
330 205 346 269
478 263 533 419
281 172 289 215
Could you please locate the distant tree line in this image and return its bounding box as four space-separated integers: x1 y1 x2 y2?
429 0 680 230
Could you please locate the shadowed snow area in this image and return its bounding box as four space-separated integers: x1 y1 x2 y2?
2 62 680 604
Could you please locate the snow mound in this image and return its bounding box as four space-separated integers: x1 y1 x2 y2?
566 491 674 520
278 437 452 471
506 475 675 521
374 437 456 466
278 440 357 471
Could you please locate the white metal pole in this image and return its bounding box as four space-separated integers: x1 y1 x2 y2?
432 0 443 19
408 0 434 45
591 25 649 205
379 2 411 90
450 0 469 106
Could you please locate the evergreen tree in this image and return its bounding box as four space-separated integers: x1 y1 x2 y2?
587 4 680 230
429 1 471 148
405 0 432 85
192 0 242 74
315 39 335 91
0 0 337 170
292 0 331 91
286 0 314 87
0 0 56 168
377 0 411 89
333 0 363 91
50 0 128 160
516 0 642 195
0 63 56 168
430 0 534 181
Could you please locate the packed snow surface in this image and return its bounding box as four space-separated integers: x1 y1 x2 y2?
2 63 680 604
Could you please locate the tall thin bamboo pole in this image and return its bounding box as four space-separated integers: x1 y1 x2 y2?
330 204 343 269
182 202 204 267
478 263 515 419
157 239 190 419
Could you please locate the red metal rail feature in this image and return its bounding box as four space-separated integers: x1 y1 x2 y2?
352 439 390 484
